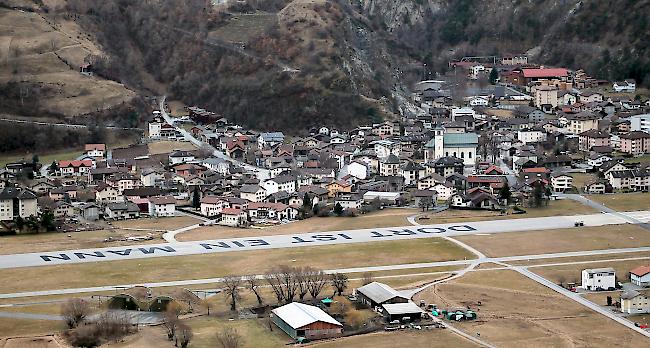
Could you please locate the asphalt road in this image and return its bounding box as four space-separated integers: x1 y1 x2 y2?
1 211 647 270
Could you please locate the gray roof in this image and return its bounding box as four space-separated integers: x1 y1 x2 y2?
0 187 37 200
382 302 425 315
272 302 341 328
621 289 642 300
106 202 140 213
357 282 408 304
259 132 285 142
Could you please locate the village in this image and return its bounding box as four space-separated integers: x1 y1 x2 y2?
1 53 650 347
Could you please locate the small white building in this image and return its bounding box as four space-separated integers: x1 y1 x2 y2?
631 265 650 287
613 80 636 93
334 193 363 210
517 129 547 144
581 268 616 291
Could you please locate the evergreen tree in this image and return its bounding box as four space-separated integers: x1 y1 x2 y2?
489 68 499 84
192 188 200 209
499 182 512 204
334 203 344 216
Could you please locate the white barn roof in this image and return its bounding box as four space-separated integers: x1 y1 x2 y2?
272 302 342 329
382 302 425 315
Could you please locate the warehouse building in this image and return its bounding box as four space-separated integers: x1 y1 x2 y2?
271 302 343 340
382 302 425 322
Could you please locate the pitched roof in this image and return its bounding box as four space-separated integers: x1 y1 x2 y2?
630 265 650 277
59 160 93 168
522 68 568 78
149 196 176 205
272 302 341 329
357 282 408 304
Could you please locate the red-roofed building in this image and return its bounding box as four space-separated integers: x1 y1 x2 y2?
522 68 569 80
220 208 247 227
58 160 93 176
483 165 504 175
631 265 650 287
521 167 551 174
226 139 245 159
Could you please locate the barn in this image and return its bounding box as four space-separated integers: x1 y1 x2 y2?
271 302 343 340
382 302 425 322
356 282 409 308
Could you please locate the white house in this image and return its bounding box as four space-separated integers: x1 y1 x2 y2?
517 129 547 144
344 161 369 180
451 107 476 121
432 183 456 201
258 132 285 149
373 140 401 159
84 144 106 158
613 80 636 93
219 208 247 227
169 151 195 165
262 175 296 195
148 196 176 217
620 290 650 314
240 184 267 203
334 193 363 210
581 268 616 291
550 173 573 193
468 96 489 107
0 187 38 221
631 265 650 287
200 196 226 217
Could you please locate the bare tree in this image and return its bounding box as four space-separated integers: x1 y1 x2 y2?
307 268 327 300
265 269 285 304
296 267 310 301
61 298 91 328
244 275 264 306
278 265 298 303
201 299 214 316
331 273 348 296
361 272 374 286
176 323 193 348
216 327 243 348
162 302 182 340
222 275 243 311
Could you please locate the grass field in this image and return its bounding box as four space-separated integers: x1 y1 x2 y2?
0 318 62 338
624 154 650 164
111 216 200 231
0 8 134 116
147 140 197 155
586 193 650 211
571 172 598 191
209 12 277 43
454 224 650 257
0 229 164 255
416 199 597 224
313 330 479 348
0 238 474 294
177 208 418 241
414 270 650 347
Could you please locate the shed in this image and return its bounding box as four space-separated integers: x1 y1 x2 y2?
108 294 141 311
271 302 342 340
149 296 176 312
381 302 425 322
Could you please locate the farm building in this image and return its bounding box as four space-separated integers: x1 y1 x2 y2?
356 282 409 308
271 302 343 340
630 265 650 287
382 302 425 322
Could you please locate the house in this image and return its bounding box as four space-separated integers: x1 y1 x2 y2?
356 282 409 308
413 190 438 208
148 196 176 217
631 265 650 287
620 131 650 155
258 132 285 149
362 191 401 205
79 202 100 221
584 180 607 194
344 161 369 180
579 130 610 152
85 144 106 158
200 196 226 217
400 161 425 186
630 114 650 133
449 188 501 210
550 173 573 193
104 201 140 220
240 184 267 203
430 156 464 177
271 302 342 340
248 202 298 221
0 187 38 221
58 160 93 177
565 112 599 135
517 128 547 144
168 151 195 165
263 175 296 195
501 53 528 65
372 140 401 159
219 208 247 227
534 86 559 109
379 154 400 176
334 193 364 210
613 80 636 93
95 183 123 203
620 290 650 314
581 268 616 291
432 183 456 201
468 96 489 107
326 180 352 198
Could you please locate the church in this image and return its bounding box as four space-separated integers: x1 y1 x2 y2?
424 127 479 166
